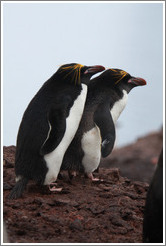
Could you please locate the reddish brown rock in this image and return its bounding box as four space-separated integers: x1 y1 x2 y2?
3 130 162 243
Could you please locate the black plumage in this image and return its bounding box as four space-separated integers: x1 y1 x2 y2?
143 148 163 243
9 63 105 199
61 69 146 179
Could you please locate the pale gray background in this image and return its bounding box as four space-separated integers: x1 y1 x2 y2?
3 2 163 147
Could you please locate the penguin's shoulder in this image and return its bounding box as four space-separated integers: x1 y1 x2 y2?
40 84 88 156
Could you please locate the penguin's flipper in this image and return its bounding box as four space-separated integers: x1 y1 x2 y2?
40 97 71 155
94 103 115 158
101 132 115 158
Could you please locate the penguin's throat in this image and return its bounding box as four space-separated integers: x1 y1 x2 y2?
110 90 128 123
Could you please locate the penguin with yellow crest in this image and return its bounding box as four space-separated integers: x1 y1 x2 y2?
61 68 147 180
9 63 105 199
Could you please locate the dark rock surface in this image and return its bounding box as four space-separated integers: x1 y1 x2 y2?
3 130 163 243
101 130 163 183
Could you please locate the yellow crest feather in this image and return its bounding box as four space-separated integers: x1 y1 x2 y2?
59 64 84 85
109 69 128 84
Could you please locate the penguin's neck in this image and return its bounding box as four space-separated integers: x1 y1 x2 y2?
110 90 128 123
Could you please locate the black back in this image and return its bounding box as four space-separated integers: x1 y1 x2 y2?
61 68 146 171
15 63 94 183
143 149 163 243
61 69 130 171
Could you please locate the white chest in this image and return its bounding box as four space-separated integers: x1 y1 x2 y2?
110 90 128 123
44 84 88 184
81 125 101 174
62 83 88 148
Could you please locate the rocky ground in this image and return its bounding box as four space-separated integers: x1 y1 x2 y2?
3 130 163 243
101 128 163 183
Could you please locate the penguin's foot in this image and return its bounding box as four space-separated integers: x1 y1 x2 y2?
86 173 103 182
49 183 63 192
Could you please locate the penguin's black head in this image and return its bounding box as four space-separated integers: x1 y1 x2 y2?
99 68 146 93
57 63 105 85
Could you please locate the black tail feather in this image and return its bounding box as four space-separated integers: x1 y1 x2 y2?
8 177 29 199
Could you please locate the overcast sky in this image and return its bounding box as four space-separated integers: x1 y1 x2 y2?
2 1 164 147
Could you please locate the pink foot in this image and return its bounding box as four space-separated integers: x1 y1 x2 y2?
87 173 103 182
49 183 63 192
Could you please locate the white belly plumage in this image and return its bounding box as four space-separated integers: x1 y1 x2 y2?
81 90 128 174
44 84 87 185
81 125 101 174
110 90 128 123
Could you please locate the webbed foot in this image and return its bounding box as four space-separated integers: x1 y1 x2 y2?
49 182 63 192
86 173 103 182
